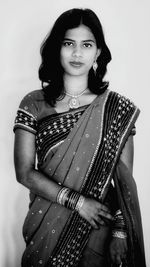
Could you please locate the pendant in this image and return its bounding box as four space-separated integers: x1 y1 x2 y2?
68 97 80 109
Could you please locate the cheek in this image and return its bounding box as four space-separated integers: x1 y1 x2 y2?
60 48 70 62
86 49 97 61
60 49 65 65
86 53 97 67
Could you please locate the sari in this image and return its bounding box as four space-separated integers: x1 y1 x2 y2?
14 89 146 267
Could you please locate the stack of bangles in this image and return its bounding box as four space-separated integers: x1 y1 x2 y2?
112 209 127 239
56 187 85 212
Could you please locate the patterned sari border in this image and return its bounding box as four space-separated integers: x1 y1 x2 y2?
101 105 140 199
18 108 37 120
80 90 110 191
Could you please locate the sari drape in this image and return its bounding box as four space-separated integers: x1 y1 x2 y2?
21 90 146 267
114 160 146 267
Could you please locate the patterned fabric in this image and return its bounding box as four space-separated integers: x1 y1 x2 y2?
14 89 146 267
14 108 37 134
14 90 40 133
36 109 85 166
46 91 140 267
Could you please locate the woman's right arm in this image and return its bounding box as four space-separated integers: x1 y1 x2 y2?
14 129 61 202
14 128 113 228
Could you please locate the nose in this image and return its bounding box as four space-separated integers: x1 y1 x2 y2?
72 45 82 58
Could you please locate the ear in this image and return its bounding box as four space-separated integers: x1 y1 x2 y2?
95 49 101 60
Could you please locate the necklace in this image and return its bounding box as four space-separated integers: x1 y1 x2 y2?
65 88 88 109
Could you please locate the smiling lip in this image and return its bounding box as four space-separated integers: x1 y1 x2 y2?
70 61 84 67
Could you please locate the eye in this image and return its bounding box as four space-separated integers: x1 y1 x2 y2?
83 43 92 48
62 41 74 47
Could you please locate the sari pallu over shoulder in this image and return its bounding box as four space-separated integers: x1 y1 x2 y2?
22 90 145 267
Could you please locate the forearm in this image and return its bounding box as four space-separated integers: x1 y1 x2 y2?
16 167 85 211
111 135 134 237
16 168 61 202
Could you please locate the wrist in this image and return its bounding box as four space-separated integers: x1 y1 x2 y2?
112 230 127 239
75 195 85 212
113 209 126 231
56 187 84 211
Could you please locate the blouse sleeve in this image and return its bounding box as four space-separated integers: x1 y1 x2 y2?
131 125 136 136
13 93 38 134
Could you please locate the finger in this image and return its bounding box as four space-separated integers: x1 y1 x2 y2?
90 219 99 229
110 252 116 263
121 251 127 260
115 254 122 265
100 204 110 213
94 216 105 226
98 203 113 215
99 210 114 221
119 244 127 258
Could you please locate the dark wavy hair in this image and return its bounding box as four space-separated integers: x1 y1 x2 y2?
39 8 112 106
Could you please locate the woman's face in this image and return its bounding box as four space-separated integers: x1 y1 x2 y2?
60 24 100 77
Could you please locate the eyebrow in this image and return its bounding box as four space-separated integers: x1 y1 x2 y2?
63 38 95 43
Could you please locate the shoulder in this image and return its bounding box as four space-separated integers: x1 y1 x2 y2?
18 89 45 118
107 90 140 132
25 89 44 100
14 90 45 134
20 89 44 107
18 88 57 121
108 89 139 111
106 90 139 136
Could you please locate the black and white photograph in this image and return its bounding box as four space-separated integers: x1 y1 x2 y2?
0 1 149 266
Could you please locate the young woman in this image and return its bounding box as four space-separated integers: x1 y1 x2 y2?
14 8 146 267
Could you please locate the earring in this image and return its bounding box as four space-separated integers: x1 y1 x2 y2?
93 61 98 74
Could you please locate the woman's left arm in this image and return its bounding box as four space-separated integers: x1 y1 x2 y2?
109 135 134 265
120 135 134 174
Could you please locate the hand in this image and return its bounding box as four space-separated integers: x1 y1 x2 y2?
109 237 127 265
78 197 114 229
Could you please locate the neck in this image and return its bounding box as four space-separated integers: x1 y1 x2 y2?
63 74 88 95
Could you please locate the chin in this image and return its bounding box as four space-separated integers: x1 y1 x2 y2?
66 68 89 77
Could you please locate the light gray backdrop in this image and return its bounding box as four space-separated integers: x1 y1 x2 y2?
0 0 150 266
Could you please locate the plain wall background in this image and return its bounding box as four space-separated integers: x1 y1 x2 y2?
0 0 150 266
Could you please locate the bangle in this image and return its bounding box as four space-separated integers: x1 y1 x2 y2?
66 190 80 209
114 210 125 223
113 209 126 232
75 195 85 212
56 187 81 211
112 230 127 239
57 187 70 205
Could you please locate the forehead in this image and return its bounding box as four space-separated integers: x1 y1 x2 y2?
64 24 96 41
